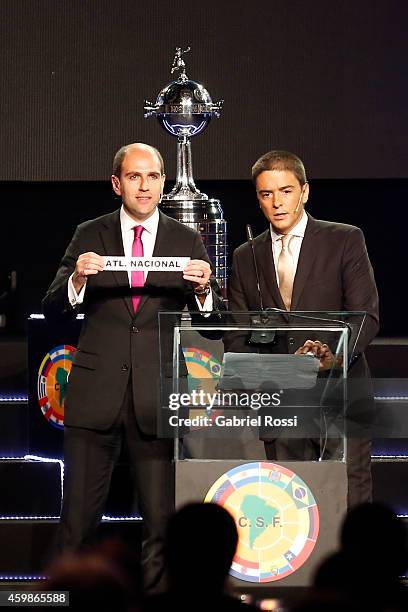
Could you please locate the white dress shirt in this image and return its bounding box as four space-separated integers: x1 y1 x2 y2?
68 206 213 311
270 211 308 287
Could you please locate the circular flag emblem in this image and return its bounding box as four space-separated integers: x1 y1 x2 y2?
182 347 222 379
37 344 77 429
182 347 221 394
205 462 319 582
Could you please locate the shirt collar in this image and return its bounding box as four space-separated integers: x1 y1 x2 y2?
120 205 159 234
270 210 308 243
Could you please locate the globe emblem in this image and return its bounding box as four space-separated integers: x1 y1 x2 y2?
205 462 320 582
154 79 216 139
37 344 77 429
144 48 222 140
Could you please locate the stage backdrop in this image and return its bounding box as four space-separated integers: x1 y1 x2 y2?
0 0 406 181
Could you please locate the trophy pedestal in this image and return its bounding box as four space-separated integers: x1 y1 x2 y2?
161 197 227 295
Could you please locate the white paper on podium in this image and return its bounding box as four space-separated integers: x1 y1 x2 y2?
219 352 320 390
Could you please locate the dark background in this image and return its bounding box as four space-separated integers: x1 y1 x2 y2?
0 0 406 180
0 0 406 335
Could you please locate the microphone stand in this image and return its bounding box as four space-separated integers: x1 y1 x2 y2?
246 224 277 345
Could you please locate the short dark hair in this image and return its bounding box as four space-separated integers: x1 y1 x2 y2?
166 502 238 592
252 150 307 185
112 143 164 177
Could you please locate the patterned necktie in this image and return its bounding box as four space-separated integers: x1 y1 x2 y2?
277 234 294 310
131 225 145 312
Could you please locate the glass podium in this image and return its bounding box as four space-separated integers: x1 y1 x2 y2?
159 310 367 587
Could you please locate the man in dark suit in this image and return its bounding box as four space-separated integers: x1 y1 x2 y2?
42 143 223 593
225 150 379 506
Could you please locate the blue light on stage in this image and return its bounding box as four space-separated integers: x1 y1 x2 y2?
102 515 142 521
0 515 59 520
0 575 47 581
0 396 28 402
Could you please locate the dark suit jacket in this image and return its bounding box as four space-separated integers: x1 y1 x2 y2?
225 214 379 374
42 209 223 435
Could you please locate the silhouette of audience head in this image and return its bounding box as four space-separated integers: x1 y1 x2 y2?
92 535 142 603
313 502 408 612
313 551 347 591
340 502 407 579
42 549 137 611
165 502 238 594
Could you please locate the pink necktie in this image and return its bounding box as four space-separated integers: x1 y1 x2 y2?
131 225 145 312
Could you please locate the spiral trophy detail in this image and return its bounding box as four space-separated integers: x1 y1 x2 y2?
144 47 227 294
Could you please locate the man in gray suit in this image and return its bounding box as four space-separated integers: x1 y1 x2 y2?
226 150 379 506
43 143 223 592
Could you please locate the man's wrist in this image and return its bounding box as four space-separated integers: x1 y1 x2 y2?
72 274 86 294
194 281 211 296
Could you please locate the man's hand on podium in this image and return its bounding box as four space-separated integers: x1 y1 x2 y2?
295 339 342 371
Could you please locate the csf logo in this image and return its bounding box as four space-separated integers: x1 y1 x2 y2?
238 514 281 529
37 344 77 429
205 462 319 583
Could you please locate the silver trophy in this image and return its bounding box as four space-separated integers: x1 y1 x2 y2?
144 47 227 294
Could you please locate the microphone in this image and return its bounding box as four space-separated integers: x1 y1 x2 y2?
246 224 276 345
294 184 306 214
246 224 264 312
265 305 352 339
265 306 355 366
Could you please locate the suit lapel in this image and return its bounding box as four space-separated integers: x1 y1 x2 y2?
291 214 320 311
99 209 134 318
256 230 286 310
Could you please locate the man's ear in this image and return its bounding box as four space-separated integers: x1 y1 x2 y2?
302 182 310 204
111 175 121 196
